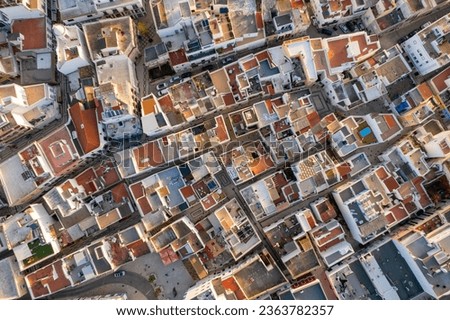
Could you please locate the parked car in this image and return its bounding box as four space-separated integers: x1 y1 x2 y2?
114 271 126 277
221 56 234 65
169 75 180 83
356 20 365 31
156 82 168 90
202 64 215 71
346 21 357 32
318 28 333 36
181 72 192 79
338 24 350 33
157 88 169 97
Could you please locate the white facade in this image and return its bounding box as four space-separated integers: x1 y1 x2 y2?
0 1 45 25
401 14 450 75
0 83 60 134
311 0 366 27
53 24 91 75
94 0 145 18
423 131 450 158
0 256 27 300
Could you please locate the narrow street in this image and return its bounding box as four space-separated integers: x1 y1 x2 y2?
1 1 449 301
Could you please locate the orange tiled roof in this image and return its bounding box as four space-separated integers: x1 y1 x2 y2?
11 17 47 50
223 93 235 106
38 126 78 175
242 58 258 71
27 260 71 298
95 161 120 186
130 182 144 199
255 12 263 30
69 102 100 154
417 82 434 100
169 49 188 66
431 67 450 93
291 0 305 9
215 115 229 142
142 95 157 115
111 183 129 203
137 197 152 215
180 185 195 199
390 203 408 222
75 168 97 194
383 176 399 192
127 239 150 257
327 38 353 68
132 141 165 170
383 114 398 129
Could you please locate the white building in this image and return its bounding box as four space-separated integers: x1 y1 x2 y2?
413 120 450 160
401 13 450 76
140 94 171 137
53 24 91 75
0 83 60 146
0 204 61 271
95 54 139 115
93 0 145 19
311 0 366 27
57 0 145 25
0 0 46 27
0 256 27 299
83 16 140 62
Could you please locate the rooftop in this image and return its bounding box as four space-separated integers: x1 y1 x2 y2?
26 260 72 299
292 282 327 300
58 0 98 21
327 33 380 69
37 126 79 176
233 253 286 299
11 17 47 50
87 242 112 274
0 257 26 299
0 154 37 205
132 140 165 171
369 240 424 299
83 17 136 60
68 102 101 154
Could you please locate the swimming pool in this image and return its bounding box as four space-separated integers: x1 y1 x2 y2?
360 127 372 138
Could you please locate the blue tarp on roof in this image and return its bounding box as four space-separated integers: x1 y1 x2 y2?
395 101 409 114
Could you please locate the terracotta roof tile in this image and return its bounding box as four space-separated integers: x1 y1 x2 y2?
69 102 101 154
137 197 152 215
431 66 450 93
132 141 165 170
111 183 129 203
130 182 144 199
11 17 47 50
255 12 263 30
417 82 433 100
38 126 78 175
26 260 71 298
169 49 188 66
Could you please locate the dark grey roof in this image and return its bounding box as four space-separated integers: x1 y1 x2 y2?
119 227 140 245
274 14 292 27
293 283 326 300
372 240 424 300
88 242 112 274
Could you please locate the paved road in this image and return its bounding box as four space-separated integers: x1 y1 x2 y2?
6 6 450 297
47 271 155 300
